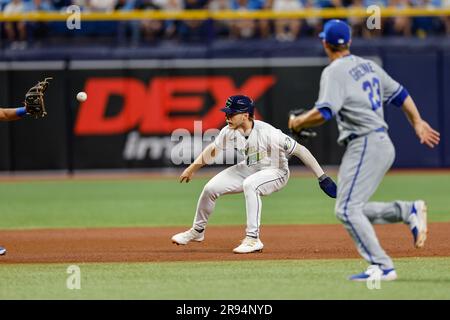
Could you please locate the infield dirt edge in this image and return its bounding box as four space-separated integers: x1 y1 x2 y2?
0 223 449 264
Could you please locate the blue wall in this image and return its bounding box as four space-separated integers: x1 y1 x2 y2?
383 52 442 167
443 52 450 167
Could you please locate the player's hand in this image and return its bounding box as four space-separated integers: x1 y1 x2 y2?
288 113 300 131
179 168 194 183
318 174 337 198
414 120 440 148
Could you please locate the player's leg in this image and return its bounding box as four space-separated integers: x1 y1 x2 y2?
233 168 289 253
243 168 289 239
335 132 397 278
363 200 427 249
193 163 253 231
172 163 252 245
361 134 428 248
359 133 412 223
363 201 412 224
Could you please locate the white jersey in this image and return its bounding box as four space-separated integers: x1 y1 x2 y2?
213 120 297 172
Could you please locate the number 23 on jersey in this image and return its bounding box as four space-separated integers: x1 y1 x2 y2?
363 77 382 111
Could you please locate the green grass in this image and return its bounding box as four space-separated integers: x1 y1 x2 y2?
0 174 449 229
1 257 449 299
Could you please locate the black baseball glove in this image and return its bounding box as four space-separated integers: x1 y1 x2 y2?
288 108 317 144
24 77 52 119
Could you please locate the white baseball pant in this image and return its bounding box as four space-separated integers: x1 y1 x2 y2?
193 163 289 238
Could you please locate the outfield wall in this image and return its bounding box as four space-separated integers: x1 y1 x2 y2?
0 39 448 170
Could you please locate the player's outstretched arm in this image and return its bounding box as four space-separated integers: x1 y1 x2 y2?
291 143 324 178
291 143 337 198
0 107 27 121
179 143 218 183
401 96 440 148
288 108 326 132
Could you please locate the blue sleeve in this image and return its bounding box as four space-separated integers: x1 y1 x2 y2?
317 106 333 121
390 87 409 108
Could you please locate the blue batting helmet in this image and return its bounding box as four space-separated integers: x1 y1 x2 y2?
220 95 255 115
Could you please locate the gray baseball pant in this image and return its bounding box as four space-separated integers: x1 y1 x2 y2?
335 131 413 270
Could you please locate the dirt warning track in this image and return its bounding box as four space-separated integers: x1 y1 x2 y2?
0 223 449 264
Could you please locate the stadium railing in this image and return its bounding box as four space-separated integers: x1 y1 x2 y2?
1 8 450 22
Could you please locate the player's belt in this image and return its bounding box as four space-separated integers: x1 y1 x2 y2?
343 127 386 146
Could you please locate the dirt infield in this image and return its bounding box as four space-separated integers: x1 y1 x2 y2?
0 223 449 264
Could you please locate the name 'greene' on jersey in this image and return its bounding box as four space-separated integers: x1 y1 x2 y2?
315 55 406 145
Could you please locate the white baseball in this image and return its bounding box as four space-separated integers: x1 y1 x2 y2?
77 92 87 102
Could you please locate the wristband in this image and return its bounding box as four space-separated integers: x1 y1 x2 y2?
16 107 27 117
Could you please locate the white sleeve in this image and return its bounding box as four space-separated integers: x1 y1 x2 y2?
213 126 230 150
291 144 324 178
273 129 297 156
314 67 345 115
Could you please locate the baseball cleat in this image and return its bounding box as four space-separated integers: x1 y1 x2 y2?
349 265 397 282
0 246 6 256
233 236 264 254
171 228 204 245
409 200 428 249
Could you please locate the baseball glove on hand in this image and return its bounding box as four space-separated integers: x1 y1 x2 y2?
288 108 317 144
24 77 52 119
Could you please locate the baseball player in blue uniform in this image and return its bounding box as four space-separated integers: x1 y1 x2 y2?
288 20 440 281
0 106 32 256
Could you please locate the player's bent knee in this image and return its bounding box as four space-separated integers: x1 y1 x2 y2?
334 209 346 222
201 183 221 200
242 179 257 194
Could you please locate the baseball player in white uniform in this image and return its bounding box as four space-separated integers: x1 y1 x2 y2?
172 95 337 253
0 105 31 256
288 20 440 281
